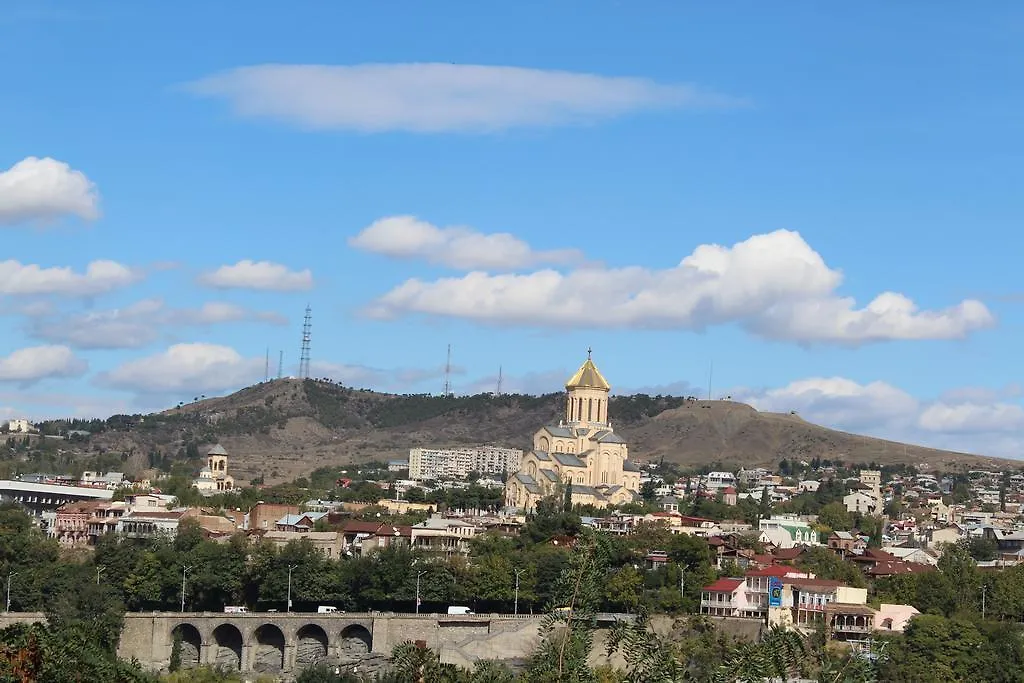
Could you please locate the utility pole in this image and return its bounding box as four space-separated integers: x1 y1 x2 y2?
180 566 191 613
416 570 427 615
287 564 298 613
96 566 105 586
514 568 524 616
679 567 685 600
5 572 16 612
982 584 987 619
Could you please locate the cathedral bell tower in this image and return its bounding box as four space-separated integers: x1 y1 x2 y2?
565 348 611 428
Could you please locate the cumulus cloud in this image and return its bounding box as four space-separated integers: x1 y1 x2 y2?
350 215 583 270
0 345 87 383
737 376 1024 457
0 157 100 225
197 260 313 291
0 259 139 296
184 63 741 133
97 343 264 394
365 229 994 345
28 298 286 349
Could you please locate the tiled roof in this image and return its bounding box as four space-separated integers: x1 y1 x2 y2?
542 426 575 439
594 431 626 444
703 578 744 592
746 565 801 578
552 452 586 467
533 450 552 461
206 444 228 455
540 470 560 482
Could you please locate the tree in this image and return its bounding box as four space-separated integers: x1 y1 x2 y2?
817 502 853 532
603 566 643 613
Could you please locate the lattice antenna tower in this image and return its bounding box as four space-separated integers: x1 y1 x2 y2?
496 365 503 396
277 351 283 380
264 348 270 382
443 344 452 397
299 305 312 379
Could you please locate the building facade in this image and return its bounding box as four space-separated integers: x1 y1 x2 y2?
408 446 523 481
504 353 641 511
194 444 235 494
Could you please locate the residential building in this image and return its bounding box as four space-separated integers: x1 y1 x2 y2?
80 471 125 489
875 604 920 633
505 353 642 511
275 511 328 532
703 472 737 490
758 515 819 548
117 509 190 539
827 531 864 553
408 446 523 481
249 503 300 532
410 516 479 557
387 460 408 472
260 530 344 559
844 491 878 515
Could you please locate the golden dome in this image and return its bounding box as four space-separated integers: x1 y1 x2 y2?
565 353 610 391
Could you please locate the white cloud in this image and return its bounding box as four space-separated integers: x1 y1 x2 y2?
365 229 994 345
737 376 1024 457
184 63 741 133
0 345 87 383
0 157 99 225
29 298 286 349
350 215 583 270
197 260 313 291
0 259 139 296
97 343 264 394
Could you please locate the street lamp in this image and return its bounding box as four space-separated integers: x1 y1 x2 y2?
516 569 524 618
180 566 192 613
96 566 105 586
287 564 297 613
415 570 426 615
5 572 17 612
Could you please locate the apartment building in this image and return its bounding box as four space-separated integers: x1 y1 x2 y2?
408 446 523 481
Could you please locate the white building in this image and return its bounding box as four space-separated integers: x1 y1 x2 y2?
5 419 33 434
193 444 235 494
759 515 820 548
703 472 737 489
409 445 523 481
844 491 879 515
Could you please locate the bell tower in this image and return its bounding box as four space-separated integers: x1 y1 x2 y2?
565 348 611 427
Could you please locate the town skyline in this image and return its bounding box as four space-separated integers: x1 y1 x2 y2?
2 3 1023 457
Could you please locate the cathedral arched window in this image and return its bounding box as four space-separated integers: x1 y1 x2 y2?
587 398 593 422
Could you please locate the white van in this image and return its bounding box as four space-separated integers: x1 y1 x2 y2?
317 605 339 614
224 606 249 613
447 606 474 615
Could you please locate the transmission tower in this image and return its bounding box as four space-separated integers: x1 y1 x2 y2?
443 344 452 397
277 351 283 380
264 347 270 382
496 365 503 396
299 305 312 379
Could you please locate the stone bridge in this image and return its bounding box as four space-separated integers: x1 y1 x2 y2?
117 611 550 677
0 611 632 678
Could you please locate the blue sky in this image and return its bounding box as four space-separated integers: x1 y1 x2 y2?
2 1 1023 456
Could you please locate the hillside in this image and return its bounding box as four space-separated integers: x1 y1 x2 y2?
56 379 1017 484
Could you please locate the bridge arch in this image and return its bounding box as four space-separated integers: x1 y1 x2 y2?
339 623 372 654
295 624 329 669
170 623 202 670
211 623 243 671
251 623 286 674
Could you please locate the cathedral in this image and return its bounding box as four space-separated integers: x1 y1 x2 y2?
504 352 641 512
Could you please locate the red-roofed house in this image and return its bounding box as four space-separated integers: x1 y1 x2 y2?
722 486 737 506
700 578 745 616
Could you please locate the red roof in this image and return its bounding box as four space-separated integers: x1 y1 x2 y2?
723 486 737 494
703 578 744 592
772 547 805 561
746 565 803 578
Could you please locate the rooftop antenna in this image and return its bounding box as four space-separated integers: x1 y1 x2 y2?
277 351 283 380
707 359 713 401
299 305 312 379
496 365 503 396
264 347 270 383
443 344 452 397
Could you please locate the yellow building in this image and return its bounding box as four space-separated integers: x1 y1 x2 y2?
504 353 641 512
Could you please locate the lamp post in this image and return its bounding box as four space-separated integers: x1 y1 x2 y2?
415 570 426 614
180 566 191 613
287 564 297 613
5 572 16 612
513 568 524 616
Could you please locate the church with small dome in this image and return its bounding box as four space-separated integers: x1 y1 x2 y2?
193 444 235 494
504 352 641 512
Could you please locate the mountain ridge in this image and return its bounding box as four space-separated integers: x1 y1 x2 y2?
56 378 1017 484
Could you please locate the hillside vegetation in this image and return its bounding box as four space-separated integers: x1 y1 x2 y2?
34 378 1015 484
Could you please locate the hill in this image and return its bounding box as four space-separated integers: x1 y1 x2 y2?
48 378 1017 484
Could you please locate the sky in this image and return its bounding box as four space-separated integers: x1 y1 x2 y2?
1 1 1023 457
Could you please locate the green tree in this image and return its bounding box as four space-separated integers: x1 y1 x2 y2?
603 566 643 613
817 502 853 532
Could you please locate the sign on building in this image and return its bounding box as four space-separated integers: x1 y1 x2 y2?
768 578 783 607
